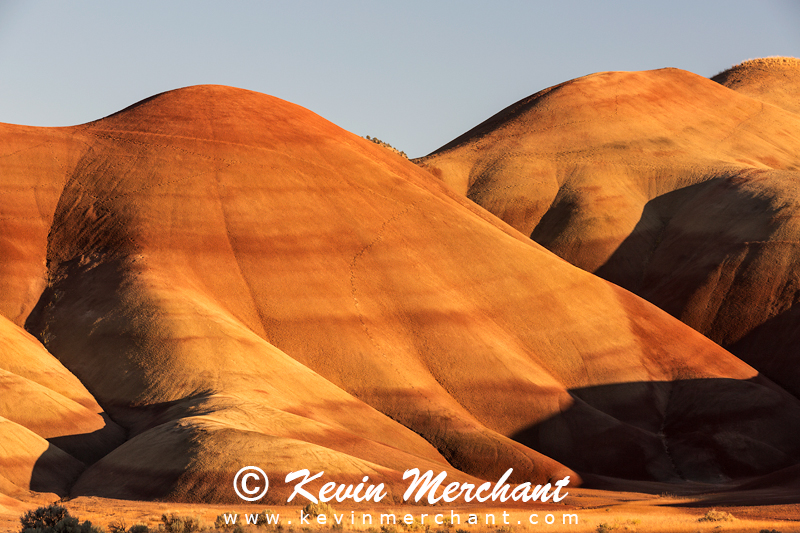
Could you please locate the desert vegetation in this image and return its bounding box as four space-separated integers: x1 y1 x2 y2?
364 135 407 158
715 55 800 73
19 504 103 533
696 509 736 523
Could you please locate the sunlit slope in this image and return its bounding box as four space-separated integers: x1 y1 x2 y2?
417 66 800 399
713 56 800 115
0 123 85 325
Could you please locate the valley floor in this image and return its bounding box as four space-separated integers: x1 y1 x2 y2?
3 489 799 533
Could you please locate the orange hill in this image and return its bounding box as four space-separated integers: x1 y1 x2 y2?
712 56 800 115
1 85 800 504
416 65 800 402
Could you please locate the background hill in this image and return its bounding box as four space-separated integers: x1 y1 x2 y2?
416 60 800 404
712 56 800 115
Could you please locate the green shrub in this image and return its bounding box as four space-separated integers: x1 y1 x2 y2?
19 504 103 533
127 526 150 533
20 505 70 531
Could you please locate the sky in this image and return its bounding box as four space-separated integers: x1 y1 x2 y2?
0 1 798 158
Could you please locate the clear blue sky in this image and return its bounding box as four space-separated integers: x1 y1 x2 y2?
1 1 798 157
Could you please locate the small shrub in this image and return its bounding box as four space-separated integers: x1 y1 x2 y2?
596 523 615 533
108 519 126 533
19 504 103 533
20 505 70 530
301 502 335 518
160 513 205 532
215 513 239 529
258 509 281 529
697 509 736 522
110 519 148 533
399 517 425 532
759 530 781 533
364 135 408 158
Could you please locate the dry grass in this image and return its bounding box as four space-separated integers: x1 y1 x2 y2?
713 56 800 79
697 509 736 523
5 496 799 533
733 56 800 68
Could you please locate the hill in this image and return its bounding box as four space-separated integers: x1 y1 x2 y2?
712 56 800 115
2 85 800 504
416 66 800 402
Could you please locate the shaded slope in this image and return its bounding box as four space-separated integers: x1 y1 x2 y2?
417 67 800 399
0 314 124 494
713 56 800 115
4 85 800 502
516 377 800 484
0 418 84 497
